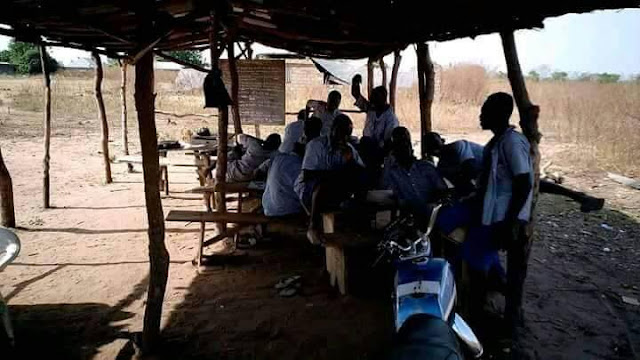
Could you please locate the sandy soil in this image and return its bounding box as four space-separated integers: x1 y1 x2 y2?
1 109 639 359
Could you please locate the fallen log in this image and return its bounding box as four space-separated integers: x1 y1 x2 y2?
607 172 640 191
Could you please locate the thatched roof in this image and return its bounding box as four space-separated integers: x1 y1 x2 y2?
2 1 639 59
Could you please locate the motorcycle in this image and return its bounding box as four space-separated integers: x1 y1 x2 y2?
377 204 483 359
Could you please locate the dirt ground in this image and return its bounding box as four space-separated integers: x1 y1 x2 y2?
1 105 640 360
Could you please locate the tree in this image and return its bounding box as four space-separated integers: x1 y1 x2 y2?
595 73 620 83
0 40 58 74
527 70 540 82
165 50 202 65
551 71 568 81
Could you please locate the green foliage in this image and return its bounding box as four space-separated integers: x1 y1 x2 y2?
551 71 568 81
165 50 203 65
595 73 620 83
0 40 58 74
527 70 540 81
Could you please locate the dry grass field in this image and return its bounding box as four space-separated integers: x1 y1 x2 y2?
2 64 638 174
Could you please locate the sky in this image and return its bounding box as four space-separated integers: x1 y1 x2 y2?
1 8 639 76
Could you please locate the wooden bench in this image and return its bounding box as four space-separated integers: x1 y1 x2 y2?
167 210 269 268
116 155 210 195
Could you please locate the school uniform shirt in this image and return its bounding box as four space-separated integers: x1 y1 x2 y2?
481 127 534 226
294 135 364 202
278 119 305 154
382 156 447 216
262 152 303 217
315 108 342 136
220 134 275 183
355 96 399 148
437 140 485 179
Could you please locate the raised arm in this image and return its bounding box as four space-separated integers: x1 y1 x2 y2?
352 74 370 111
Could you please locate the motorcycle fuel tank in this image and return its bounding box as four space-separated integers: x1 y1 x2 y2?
394 257 456 331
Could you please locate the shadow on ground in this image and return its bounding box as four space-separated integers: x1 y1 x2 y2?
156 233 394 360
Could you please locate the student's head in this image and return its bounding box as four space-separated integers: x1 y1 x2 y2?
304 116 322 141
263 133 282 151
480 92 514 131
331 114 353 144
424 132 446 157
297 109 308 121
370 86 388 109
327 90 342 111
391 126 413 161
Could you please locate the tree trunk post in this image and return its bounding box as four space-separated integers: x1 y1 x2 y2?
500 31 542 238
389 50 402 110
379 57 387 90
367 58 374 99
120 61 133 172
210 14 228 233
135 50 170 353
92 51 113 184
0 146 16 228
416 42 435 158
228 41 242 135
40 45 51 209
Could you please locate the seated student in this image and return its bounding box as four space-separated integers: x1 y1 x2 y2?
295 114 365 244
307 90 342 136
351 74 399 167
279 109 307 154
424 132 484 194
382 127 447 219
205 133 281 183
263 117 322 217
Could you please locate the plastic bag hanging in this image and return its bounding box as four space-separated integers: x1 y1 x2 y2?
203 67 232 108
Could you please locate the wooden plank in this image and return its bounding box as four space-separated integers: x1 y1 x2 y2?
116 155 205 167
166 210 269 224
607 172 640 190
93 51 113 184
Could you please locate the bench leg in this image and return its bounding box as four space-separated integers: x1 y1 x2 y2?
322 213 335 234
163 166 169 195
195 221 205 267
326 244 347 295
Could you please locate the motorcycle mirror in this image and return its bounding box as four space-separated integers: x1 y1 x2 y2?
452 313 483 358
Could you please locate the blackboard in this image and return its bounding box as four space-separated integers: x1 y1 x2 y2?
220 59 286 125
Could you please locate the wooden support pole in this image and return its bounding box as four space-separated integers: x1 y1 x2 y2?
389 50 402 110
210 14 228 233
40 45 51 209
246 41 253 59
93 51 113 184
500 31 542 239
228 41 243 134
120 61 133 172
0 146 15 228
367 58 374 99
416 42 435 158
135 50 169 352
379 57 387 90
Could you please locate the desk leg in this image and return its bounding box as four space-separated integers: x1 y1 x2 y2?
163 166 169 195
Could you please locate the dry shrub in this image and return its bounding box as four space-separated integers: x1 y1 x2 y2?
439 64 488 105
528 80 640 173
